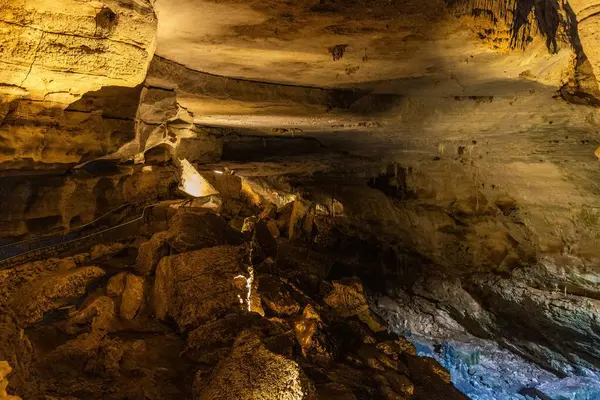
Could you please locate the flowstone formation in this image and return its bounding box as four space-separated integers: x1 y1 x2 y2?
0 182 465 400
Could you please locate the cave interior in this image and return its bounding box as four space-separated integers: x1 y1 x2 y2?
1 0 600 399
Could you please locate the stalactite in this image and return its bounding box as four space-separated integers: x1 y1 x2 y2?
445 0 563 52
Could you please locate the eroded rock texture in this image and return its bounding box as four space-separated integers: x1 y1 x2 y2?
0 198 465 400
569 0 600 90
1 0 600 399
0 0 157 171
0 164 176 242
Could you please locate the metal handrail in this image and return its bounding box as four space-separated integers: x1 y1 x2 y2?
0 201 138 251
0 198 175 270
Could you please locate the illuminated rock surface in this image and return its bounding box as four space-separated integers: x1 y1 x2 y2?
1 1 600 399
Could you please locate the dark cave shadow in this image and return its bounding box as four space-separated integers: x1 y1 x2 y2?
66 83 143 120
0 84 143 175
511 0 560 53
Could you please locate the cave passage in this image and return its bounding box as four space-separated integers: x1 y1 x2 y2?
1 0 600 399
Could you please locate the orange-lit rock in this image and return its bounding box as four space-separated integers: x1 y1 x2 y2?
154 245 248 331
11 266 105 326
135 231 170 276
120 274 145 320
0 0 156 101
1 0 600 398
195 330 316 400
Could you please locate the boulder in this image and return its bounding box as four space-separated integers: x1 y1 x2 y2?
259 275 301 317
40 332 124 381
293 305 334 365
195 330 316 400
184 312 285 364
120 275 145 320
106 272 127 298
64 296 116 335
90 243 127 260
135 232 170 276
277 200 315 241
154 246 249 331
251 221 278 264
11 266 105 326
166 209 242 253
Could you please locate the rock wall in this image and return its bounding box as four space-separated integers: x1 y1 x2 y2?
0 0 157 172
0 0 156 102
569 0 600 90
0 1 599 398
0 165 177 242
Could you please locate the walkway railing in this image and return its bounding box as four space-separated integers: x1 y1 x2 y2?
0 197 172 270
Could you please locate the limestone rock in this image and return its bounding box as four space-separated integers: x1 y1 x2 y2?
324 279 369 317
0 361 21 400
106 272 128 297
377 339 417 358
259 275 301 317
384 372 414 397
293 305 333 365
135 231 170 276
241 215 258 237
165 209 242 253
315 382 357 400
154 246 249 331
0 0 157 101
195 330 316 400
402 353 453 386
259 203 277 220
0 166 177 242
40 332 124 381
0 256 84 308
90 243 127 260
324 278 386 333
356 344 409 375
132 89 224 166
64 296 116 335
11 266 105 326
251 221 278 264
0 0 158 171
278 200 315 241
470 277 600 373
0 311 40 399
184 312 285 363
266 220 281 239
120 274 145 320
569 0 600 91
275 242 334 292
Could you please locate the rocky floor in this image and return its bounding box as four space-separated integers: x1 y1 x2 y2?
0 188 465 400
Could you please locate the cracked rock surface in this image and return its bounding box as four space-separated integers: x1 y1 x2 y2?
2 1 600 399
